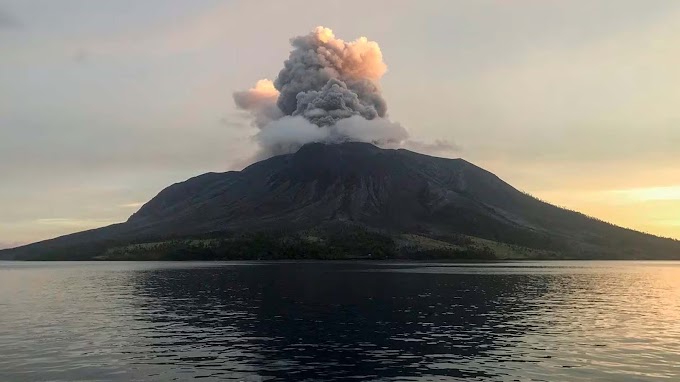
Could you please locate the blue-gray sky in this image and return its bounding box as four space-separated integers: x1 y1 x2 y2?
2 0 680 247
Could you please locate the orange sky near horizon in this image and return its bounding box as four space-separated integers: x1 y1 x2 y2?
536 189 680 240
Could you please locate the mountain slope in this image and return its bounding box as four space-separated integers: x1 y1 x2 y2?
3 142 679 260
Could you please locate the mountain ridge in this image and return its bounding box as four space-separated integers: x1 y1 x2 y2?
3 142 679 260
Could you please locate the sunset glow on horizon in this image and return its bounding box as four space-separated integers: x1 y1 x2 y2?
534 186 680 240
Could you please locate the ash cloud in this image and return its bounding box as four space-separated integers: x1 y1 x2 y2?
234 27 408 157
275 27 387 118
233 79 283 128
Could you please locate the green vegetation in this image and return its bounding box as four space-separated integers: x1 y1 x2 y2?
97 228 399 261
10 224 654 262
91 227 545 261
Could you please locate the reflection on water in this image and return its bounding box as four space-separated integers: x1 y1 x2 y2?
0 261 679 381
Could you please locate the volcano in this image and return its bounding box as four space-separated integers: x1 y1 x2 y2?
3 142 679 260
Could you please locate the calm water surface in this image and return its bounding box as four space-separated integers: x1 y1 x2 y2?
1 261 679 381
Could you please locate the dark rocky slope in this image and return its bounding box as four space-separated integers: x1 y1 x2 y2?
3 142 679 260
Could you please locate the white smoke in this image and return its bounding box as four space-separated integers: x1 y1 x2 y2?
255 115 408 158
332 116 408 146
253 116 328 159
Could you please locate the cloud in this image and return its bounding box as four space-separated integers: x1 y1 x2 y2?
73 48 91 63
449 9 680 166
0 8 18 28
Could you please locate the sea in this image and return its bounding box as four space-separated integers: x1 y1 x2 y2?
1 261 678 381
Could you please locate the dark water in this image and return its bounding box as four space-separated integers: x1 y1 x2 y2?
1 261 679 381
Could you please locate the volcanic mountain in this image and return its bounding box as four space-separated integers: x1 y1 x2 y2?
3 142 679 260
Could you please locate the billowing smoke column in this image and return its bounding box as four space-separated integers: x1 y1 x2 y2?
234 27 408 157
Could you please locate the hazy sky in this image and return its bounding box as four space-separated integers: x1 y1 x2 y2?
2 0 679 248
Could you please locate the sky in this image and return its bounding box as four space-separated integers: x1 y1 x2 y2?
1 0 679 248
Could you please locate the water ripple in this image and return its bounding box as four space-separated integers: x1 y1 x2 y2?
0 261 679 381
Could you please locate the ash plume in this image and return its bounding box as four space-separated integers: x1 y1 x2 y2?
275 27 387 118
234 27 408 157
233 79 283 128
